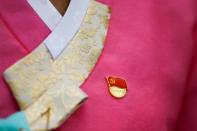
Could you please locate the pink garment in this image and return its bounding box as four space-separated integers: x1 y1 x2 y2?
0 0 197 131
0 0 50 117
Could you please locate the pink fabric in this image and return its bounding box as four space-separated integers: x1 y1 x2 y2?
0 0 50 117
0 0 197 131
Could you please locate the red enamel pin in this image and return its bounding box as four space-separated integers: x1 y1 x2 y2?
106 76 128 99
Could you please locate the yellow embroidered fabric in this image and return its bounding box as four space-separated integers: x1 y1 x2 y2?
3 1 110 130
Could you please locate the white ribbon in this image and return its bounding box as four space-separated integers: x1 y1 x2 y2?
28 0 90 59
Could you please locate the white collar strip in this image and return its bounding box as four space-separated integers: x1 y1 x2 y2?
27 0 62 30
28 0 90 59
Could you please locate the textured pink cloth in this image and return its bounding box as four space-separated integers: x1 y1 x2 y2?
0 0 50 117
0 0 197 131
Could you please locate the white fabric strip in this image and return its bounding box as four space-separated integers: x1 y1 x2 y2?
44 0 90 59
27 0 62 30
27 0 90 59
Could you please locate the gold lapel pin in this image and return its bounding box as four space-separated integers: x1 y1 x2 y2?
106 76 128 99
